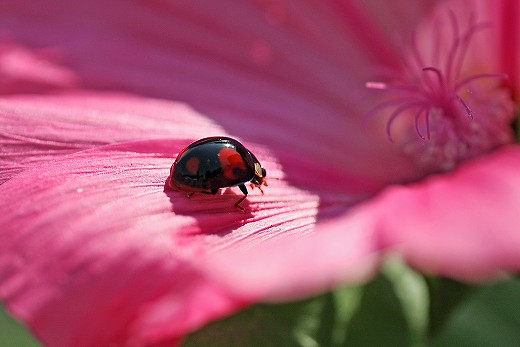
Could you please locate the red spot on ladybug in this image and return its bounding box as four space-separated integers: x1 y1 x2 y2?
168 136 267 212
218 147 247 180
185 157 200 175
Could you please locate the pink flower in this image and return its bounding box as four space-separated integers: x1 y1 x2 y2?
1 0 519 346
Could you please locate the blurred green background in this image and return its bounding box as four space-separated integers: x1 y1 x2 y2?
0 305 40 346
2 259 519 347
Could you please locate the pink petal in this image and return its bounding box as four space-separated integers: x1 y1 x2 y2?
0 39 78 94
424 0 520 100
203 210 380 301
369 145 520 280
478 0 520 100
0 93 225 183
0 139 377 345
0 0 435 192
203 147 520 298
5 1 515 344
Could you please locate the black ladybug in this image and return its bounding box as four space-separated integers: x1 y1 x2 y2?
168 137 267 212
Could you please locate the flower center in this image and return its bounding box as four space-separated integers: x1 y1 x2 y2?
366 12 516 172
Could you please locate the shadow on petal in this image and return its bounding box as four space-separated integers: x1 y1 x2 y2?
164 185 253 237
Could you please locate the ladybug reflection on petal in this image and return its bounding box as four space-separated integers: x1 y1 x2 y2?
168 137 267 212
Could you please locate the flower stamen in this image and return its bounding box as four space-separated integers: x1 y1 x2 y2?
366 11 516 171
454 94 474 119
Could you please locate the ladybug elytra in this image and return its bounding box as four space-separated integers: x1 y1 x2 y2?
168 136 267 212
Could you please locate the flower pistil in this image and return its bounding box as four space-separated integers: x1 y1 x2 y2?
367 12 516 171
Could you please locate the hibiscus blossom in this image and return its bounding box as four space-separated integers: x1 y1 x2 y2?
1 1 519 346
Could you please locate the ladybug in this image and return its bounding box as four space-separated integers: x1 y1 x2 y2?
168 136 267 212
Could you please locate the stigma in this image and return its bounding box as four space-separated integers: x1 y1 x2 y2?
367 12 515 171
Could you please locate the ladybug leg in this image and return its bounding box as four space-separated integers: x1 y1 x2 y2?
249 183 265 194
234 184 249 213
234 196 247 213
238 183 248 196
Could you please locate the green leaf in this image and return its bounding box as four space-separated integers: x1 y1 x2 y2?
182 290 357 347
0 305 41 346
425 277 477 339
431 278 520 347
382 257 429 346
183 261 430 347
341 274 412 347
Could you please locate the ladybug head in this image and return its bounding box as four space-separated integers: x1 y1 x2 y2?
251 162 266 186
